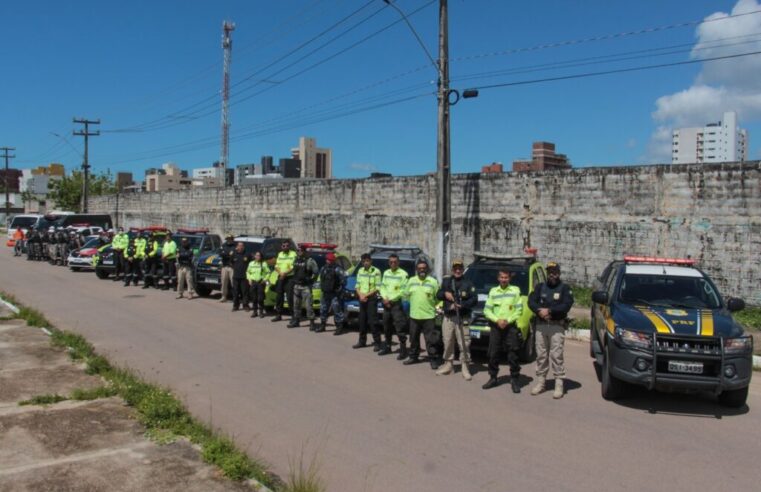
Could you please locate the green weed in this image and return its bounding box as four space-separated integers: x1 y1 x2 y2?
283 445 326 492
569 318 591 330
571 285 593 308
19 394 67 406
735 306 761 332
70 386 118 401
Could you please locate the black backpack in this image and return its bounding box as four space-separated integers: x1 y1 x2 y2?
321 264 339 293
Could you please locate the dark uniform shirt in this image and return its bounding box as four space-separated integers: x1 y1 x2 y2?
436 276 478 318
178 246 194 267
528 281 574 333
231 251 252 279
220 242 236 267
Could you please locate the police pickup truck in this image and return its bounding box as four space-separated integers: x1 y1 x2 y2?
590 256 752 407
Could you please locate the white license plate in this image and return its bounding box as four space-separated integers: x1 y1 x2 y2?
668 360 703 374
103 260 113 265
205 277 220 283
478 294 488 302
469 330 481 339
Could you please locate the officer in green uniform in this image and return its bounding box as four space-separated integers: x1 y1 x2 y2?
403 260 441 369
111 228 128 281
246 250 271 318
133 232 147 286
160 233 178 290
272 239 297 322
482 269 524 393
353 253 382 350
378 253 409 358
142 232 161 289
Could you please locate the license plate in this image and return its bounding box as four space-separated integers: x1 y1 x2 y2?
469 330 481 339
103 260 113 265
477 294 488 302
205 277 220 284
668 360 703 374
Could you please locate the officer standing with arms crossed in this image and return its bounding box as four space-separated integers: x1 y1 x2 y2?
377 254 409 358
482 269 524 393
231 242 252 312
272 240 297 322
288 245 320 330
436 259 477 380
353 253 382 350
142 232 160 289
528 262 573 399
318 252 346 334
176 238 196 299
160 233 177 290
403 260 442 369
246 250 270 318
219 234 236 302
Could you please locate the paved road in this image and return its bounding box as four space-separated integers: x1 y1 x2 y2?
2 250 760 492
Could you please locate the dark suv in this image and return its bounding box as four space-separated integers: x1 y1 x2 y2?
464 252 546 362
590 256 752 407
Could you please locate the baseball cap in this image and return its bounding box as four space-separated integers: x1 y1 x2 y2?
326 252 336 262
452 259 464 268
547 261 561 273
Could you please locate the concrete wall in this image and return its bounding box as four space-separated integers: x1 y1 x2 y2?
91 161 761 303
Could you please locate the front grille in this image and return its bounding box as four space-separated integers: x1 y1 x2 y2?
655 335 721 356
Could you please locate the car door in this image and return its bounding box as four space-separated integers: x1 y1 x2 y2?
595 266 621 347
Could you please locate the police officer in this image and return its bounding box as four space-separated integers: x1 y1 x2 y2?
436 259 477 380
132 232 147 286
378 253 409 358
176 238 197 299
403 260 441 369
353 253 382 350
219 234 236 302
318 252 346 334
161 233 177 290
112 227 128 281
142 232 160 289
123 237 139 286
272 240 297 322
246 250 270 318
528 262 574 399
230 242 252 311
482 269 524 393
289 245 319 329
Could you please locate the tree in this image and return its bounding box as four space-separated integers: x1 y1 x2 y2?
47 170 116 212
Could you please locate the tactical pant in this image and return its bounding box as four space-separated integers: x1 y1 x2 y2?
124 260 140 285
249 281 266 312
275 277 295 315
358 295 380 345
220 266 233 300
162 259 176 287
292 284 314 322
320 291 345 325
487 322 521 378
442 315 471 364
232 277 249 309
409 318 440 361
113 250 124 278
177 265 195 296
382 300 407 345
143 257 158 287
535 324 566 379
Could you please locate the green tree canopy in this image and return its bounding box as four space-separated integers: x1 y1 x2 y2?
47 170 116 212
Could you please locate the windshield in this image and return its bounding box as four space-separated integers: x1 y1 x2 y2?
241 242 263 255
368 258 417 276
464 268 529 296
82 237 102 249
11 216 38 228
173 235 203 249
619 274 721 309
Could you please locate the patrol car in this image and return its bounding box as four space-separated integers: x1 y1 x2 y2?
194 235 290 297
464 251 546 362
93 226 177 279
590 256 752 407
67 236 106 271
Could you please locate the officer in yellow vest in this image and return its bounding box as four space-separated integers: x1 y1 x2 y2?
482 269 524 393
246 250 270 318
403 260 441 369
353 253 382 349
272 239 297 322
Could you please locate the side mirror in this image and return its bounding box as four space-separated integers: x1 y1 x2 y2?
592 291 609 305
727 297 745 312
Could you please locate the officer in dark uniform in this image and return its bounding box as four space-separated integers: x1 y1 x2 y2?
318 252 346 334
230 242 252 311
219 234 236 302
288 245 319 330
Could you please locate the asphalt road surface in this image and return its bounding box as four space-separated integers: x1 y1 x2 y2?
2 250 760 492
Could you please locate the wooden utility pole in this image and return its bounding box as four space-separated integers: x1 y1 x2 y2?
73 118 100 212
435 0 450 281
2 147 16 224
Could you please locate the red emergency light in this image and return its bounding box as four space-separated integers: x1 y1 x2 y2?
175 228 209 234
70 223 91 227
524 247 538 256
141 225 170 232
624 255 696 266
299 242 337 250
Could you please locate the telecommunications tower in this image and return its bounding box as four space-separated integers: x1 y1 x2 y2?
219 20 235 185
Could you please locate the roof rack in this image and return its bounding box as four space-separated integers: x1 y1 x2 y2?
623 255 696 266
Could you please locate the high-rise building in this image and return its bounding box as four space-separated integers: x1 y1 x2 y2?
279 158 301 178
671 111 748 164
261 155 274 174
290 137 332 178
512 142 571 172
145 162 191 192
116 172 133 192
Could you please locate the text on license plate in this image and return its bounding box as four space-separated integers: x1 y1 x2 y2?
205 277 220 283
469 330 481 339
103 260 113 265
668 360 703 374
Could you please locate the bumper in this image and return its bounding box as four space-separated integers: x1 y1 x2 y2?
68 256 93 269
195 270 222 290
607 335 752 394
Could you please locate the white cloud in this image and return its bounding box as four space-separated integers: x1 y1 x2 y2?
349 162 377 172
648 0 761 160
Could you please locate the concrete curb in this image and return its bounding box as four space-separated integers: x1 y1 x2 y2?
566 328 761 370
245 478 274 492
0 296 20 314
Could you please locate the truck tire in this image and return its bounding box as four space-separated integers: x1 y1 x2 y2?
601 346 626 401
195 285 211 297
718 386 748 408
95 269 110 280
519 324 536 363
589 318 598 358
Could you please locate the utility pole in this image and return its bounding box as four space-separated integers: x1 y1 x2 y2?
73 118 100 213
2 147 16 225
435 0 450 281
220 21 235 187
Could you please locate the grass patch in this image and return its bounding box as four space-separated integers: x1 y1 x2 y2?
735 306 761 332
283 445 326 492
0 291 278 487
571 285 593 308
19 394 68 406
569 318 590 330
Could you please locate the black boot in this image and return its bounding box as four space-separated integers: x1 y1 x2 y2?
259 311 265 318
333 322 346 336
377 342 392 356
403 356 420 365
315 320 326 333
309 320 316 332
250 310 258 318
287 319 299 328
430 358 442 370
482 377 499 390
397 344 408 361
271 314 282 322
352 339 367 349
510 377 521 394
372 341 382 352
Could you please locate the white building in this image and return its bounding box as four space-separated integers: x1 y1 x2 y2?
192 165 226 181
672 111 748 164
291 137 332 178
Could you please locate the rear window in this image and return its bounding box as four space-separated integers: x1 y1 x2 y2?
464 267 529 296
11 216 38 228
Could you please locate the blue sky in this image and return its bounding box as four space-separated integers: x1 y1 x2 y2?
2 0 759 179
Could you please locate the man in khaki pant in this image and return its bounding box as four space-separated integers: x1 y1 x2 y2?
435 259 478 380
528 262 574 399
219 234 235 302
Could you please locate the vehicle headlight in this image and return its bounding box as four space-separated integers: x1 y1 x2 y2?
615 327 652 350
724 336 753 354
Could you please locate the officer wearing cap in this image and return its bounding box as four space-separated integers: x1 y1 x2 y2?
272 239 297 322
436 259 477 380
219 234 236 302
482 268 523 393
378 253 409 358
288 244 319 329
528 261 574 399
176 237 197 299
353 253 382 349
317 252 346 334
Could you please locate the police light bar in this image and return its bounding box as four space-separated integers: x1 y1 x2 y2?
623 255 696 266
70 223 91 227
141 225 169 231
524 247 538 256
299 242 337 250
175 228 209 234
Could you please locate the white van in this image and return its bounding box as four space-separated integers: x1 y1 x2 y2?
7 214 42 239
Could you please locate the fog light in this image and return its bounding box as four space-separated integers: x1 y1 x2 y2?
635 358 649 371
724 365 736 378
